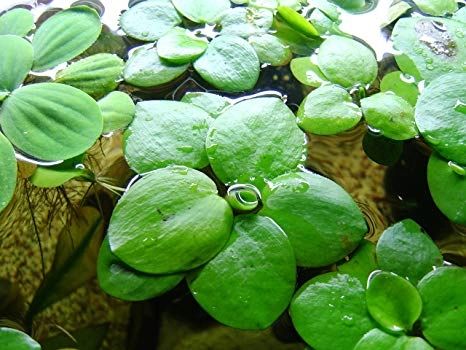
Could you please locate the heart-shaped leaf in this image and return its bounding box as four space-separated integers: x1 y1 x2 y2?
0 35 33 93
98 91 135 134
290 57 328 87
187 215 296 329
181 92 231 118
172 0 230 23
0 8 34 37
219 7 273 38
354 328 434 350
248 34 292 66
32 6 102 72
337 240 378 285
0 83 103 161
0 328 40 350
0 133 16 213
108 166 233 274
380 71 419 106
413 0 457 16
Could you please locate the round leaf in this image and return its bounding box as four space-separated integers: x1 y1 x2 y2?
248 34 292 66
418 267 466 350
366 271 423 332
124 100 212 173
108 166 233 274
32 6 102 72
172 0 230 23
157 27 208 64
317 35 378 88
361 92 417 141
119 0 181 41
355 329 434 350
0 83 103 161
193 35 260 92
380 71 419 106
415 72 466 164
337 240 378 285
0 327 41 350
0 8 34 37
187 215 296 329
362 132 404 166
97 237 183 301
290 57 328 87
219 7 273 38
413 0 457 16
427 152 466 225
0 133 17 213
205 97 305 188
277 6 319 37
260 171 367 267
290 272 376 350
0 35 33 93
181 92 231 118
297 84 362 135
98 91 135 134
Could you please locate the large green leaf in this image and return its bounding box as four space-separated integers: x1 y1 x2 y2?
124 100 212 173
205 97 305 188
418 267 466 350
0 328 40 350
193 35 260 92
108 166 233 274
32 6 102 72
290 273 376 350
0 83 103 161
41 324 108 350
0 8 34 37
172 0 230 23
98 91 135 134
187 215 296 329
156 27 208 64
0 35 33 93
0 133 17 213
260 171 367 267
354 329 434 350
181 91 231 118
415 72 466 164
337 240 378 285
413 0 457 16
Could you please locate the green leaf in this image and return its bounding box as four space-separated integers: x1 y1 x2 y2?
415 72 466 164
309 8 343 36
97 237 183 301
0 35 33 93
98 91 135 134
297 84 362 135
0 8 34 37
187 215 296 329
362 132 404 166
123 44 188 88
205 97 305 188
417 267 466 350
290 57 328 87
0 83 103 161
32 6 102 72
361 92 418 141
260 171 367 267
248 34 292 66
55 53 124 98
329 0 365 11
413 0 457 16
381 1 412 28
124 100 212 173
181 92 231 118
272 17 323 55
337 240 378 285
156 27 208 64
428 152 466 225
376 219 443 284
278 0 303 10
249 0 278 9
0 328 40 350
392 17 466 83
380 71 419 107
354 329 434 350
119 0 181 41
30 162 92 189
108 166 233 274
193 35 260 92
452 6 466 23
317 35 378 88
219 7 273 38
309 0 340 21
277 6 319 37
290 273 376 350
172 0 230 23
41 324 108 350
0 133 17 213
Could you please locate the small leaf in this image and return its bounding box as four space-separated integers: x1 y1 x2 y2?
55 53 124 98
361 92 417 141
362 132 404 166
0 328 40 350
181 91 231 118
354 329 434 350
329 0 365 11
0 8 34 37
0 133 17 213
290 273 376 350
309 8 343 36
413 0 457 16
119 0 181 41
30 165 91 188
273 17 323 55
108 166 233 274
193 35 260 92
381 1 412 28
0 35 33 93
157 27 208 64
187 215 296 329
172 0 230 23
277 6 319 37
124 100 212 173
290 57 327 87
123 44 188 88
337 240 378 285
380 71 419 106
98 91 135 134
0 83 103 161
32 6 102 72
297 84 362 135
219 7 273 38
248 34 292 66
417 267 466 350
41 324 109 350
366 271 423 332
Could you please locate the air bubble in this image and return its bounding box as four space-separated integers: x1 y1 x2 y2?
448 161 465 176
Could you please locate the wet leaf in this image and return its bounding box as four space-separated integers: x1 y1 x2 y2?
290 57 328 87
41 324 108 350
277 6 319 37
124 100 212 173
0 328 40 350
0 133 17 213
0 35 33 93
97 237 183 301
32 6 102 72
317 35 378 88
193 35 260 92
172 0 230 23
415 72 466 164
181 92 231 118
120 0 181 41
413 0 457 16
380 71 419 106
417 266 466 350
108 166 233 274
428 152 466 225
260 171 367 267
187 215 296 329
337 240 378 285
248 34 292 66
55 53 124 98
366 271 422 332
361 92 418 141
98 91 135 134
205 97 305 188
290 273 376 350
219 7 273 38
0 83 103 161
0 8 34 37
354 328 434 350
376 219 443 284
297 84 362 135
156 27 208 64
123 44 188 88
362 132 404 166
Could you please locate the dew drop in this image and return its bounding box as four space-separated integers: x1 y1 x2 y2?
399 73 416 84
75 163 86 170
